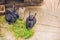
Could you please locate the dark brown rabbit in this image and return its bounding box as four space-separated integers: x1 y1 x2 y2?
26 12 37 29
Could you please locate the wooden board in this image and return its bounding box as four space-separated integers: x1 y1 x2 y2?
0 5 5 13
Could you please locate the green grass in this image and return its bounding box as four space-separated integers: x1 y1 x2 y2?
0 16 34 39
0 16 6 24
0 31 4 37
9 19 34 39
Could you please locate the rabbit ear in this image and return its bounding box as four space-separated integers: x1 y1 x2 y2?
29 11 31 16
13 2 16 11
34 13 37 16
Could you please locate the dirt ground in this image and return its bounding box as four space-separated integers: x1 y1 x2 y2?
0 0 60 40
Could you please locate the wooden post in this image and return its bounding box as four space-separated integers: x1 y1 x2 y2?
0 5 5 13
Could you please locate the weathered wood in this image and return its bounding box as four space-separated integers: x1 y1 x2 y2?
5 0 43 7
0 0 5 4
0 5 5 13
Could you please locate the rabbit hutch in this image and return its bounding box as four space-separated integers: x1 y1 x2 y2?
0 0 43 12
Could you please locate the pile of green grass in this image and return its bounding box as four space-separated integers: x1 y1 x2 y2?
0 16 34 39
9 19 34 39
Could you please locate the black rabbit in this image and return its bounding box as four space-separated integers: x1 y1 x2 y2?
26 12 37 29
5 4 19 24
5 10 19 24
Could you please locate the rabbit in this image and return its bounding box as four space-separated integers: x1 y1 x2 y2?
26 12 37 29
